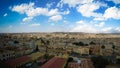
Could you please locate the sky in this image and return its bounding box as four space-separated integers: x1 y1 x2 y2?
0 0 120 33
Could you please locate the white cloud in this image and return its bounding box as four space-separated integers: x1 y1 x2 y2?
71 24 98 33
70 20 98 33
22 17 33 22
102 27 120 33
76 20 84 24
70 20 120 33
94 22 105 27
63 20 69 25
72 20 120 33
95 1 108 7
43 8 69 16
108 0 120 4
104 7 120 20
57 0 107 21
26 8 48 17
3 13 7 17
81 0 93 4
77 3 102 17
99 22 105 27
61 9 70 15
48 8 59 16
57 0 78 8
46 2 55 8
57 0 93 8
11 2 70 22
29 23 40 27
49 15 62 22
102 27 112 33
113 0 120 4
12 3 34 14
93 17 105 21
46 3 52 8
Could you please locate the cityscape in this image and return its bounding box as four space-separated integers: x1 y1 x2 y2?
0 33 120 68
0 0 120 68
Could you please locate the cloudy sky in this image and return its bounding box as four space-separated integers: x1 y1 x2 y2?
0 0 120 33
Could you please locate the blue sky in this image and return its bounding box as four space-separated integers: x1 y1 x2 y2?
0 0 120 33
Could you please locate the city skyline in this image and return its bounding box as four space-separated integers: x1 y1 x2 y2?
0 0 120 33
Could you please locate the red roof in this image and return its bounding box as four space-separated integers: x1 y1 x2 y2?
41 57 66 68
5 56 30 68
68 62 79 68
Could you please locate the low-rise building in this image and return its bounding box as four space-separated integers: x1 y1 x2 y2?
5 56 31 68
0 50 15 61
77 47 89 55
68 62 79 68
41 57 67 68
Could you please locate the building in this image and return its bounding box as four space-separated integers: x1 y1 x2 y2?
41 57 67 68
89 45 100 55
0 50 15 61
81 58 94 68
77 47 89 55
5 56 31 68
68 62 79 68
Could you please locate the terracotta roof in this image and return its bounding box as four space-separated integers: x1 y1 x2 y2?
41 57 66 68
5 56 30 68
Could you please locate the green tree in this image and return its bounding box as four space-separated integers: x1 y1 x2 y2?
101 45 105 55
101 45 105 49
112 45 115 49
112 44 115 55
39 38 49 60
14 40 19 44
112 45 116 64
90 41 96 45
